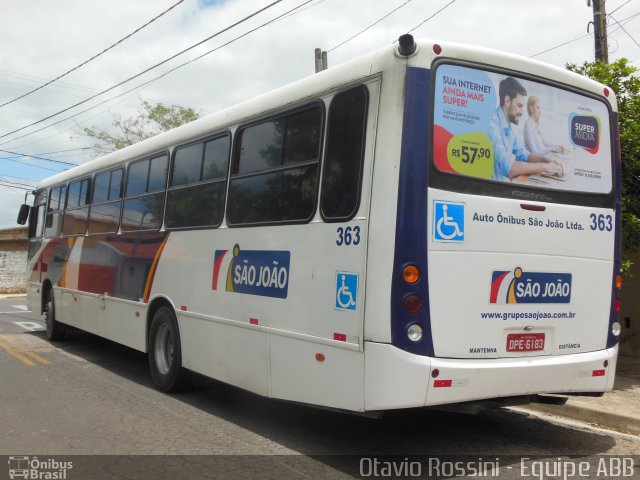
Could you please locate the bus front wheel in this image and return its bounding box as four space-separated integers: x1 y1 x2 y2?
148 307 191 392
44 288 67 341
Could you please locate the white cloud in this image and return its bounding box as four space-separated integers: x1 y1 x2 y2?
0 0 638 228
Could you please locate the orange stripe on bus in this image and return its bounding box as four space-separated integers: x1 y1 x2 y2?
143 234 170 303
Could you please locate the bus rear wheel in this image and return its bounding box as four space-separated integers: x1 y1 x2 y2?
44 288 67 341
148 307 191 392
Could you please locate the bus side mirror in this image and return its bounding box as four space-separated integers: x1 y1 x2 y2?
17 204 30 225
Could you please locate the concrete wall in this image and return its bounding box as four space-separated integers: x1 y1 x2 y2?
0 227 27 294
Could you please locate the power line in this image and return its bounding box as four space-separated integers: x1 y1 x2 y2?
530 10 639 59
610 14 640 49
4 158 67 173
0 149 78 166
610 0 632 16
0 0 186 109
0 176 38 188
530 33 592 58
328 0 416 52
405 0 457 35
0 0 284 144
0 0 314 148
0 182 33 191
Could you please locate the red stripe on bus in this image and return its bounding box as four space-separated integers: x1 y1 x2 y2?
212 250 228 290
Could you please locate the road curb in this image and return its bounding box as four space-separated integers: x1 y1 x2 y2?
522 402 640 435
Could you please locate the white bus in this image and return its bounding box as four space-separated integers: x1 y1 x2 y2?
19 35 622 412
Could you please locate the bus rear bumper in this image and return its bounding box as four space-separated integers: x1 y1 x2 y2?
425 345 617 407
364 342 618 410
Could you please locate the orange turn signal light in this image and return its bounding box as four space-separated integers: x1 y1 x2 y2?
616 275 622 289
403 265 420 284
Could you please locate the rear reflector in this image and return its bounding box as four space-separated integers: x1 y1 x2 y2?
334 333 346 342
434 380 452 388
592 370 606 377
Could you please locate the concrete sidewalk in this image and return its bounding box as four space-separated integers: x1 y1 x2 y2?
523 355 640 435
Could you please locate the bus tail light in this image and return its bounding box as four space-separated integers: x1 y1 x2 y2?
403 294 423 314
402 265 420 284
612 321 622 336
610 272 622 337
407 324 423 342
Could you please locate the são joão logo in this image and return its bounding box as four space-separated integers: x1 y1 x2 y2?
490 267 572 304
213 244 290 299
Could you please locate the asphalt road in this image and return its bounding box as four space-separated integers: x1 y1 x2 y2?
0 295 638 479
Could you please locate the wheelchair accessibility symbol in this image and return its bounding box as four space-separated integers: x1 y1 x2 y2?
433 200 465 242
336 272 358 311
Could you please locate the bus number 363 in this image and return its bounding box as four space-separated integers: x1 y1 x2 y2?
589 213 613 232
336 226 361 246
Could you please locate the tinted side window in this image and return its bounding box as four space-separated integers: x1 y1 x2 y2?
126 160 148 197
28 191 47 259
66 178 90 208
321 86 368 221
44 185 66 238
166 136 230 229
93 171 111 204
122 154 168 232
67 180 82 208
89 168 124 235
62 178 91 236
227 106 322 225
172 143 203 186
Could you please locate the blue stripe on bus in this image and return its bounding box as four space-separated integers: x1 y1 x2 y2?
607 111 622 349
391 66 434 357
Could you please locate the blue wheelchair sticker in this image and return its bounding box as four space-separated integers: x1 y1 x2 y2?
433 200 465 242
336 272 358 311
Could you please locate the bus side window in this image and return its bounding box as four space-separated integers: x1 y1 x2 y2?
89 168 124 235
121 155 168 232
166 135 229 229
320 85 369 221
227 105 322 225
62 178 91 236
44 184 66 238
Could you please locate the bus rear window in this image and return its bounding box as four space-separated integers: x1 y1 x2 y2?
432 64 613 195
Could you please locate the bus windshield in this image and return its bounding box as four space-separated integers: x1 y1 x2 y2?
432 63 613 195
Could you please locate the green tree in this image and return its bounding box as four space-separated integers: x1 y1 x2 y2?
566 59 640 274
81 101 200 155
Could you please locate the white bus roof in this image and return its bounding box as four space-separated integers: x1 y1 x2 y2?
34 38 616 191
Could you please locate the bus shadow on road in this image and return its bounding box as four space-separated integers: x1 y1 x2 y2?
26 328 622 463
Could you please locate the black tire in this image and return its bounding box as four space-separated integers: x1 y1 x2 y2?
148 306 191 392
44 288 67 341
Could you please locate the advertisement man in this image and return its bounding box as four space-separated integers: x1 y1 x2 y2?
489 77 562 181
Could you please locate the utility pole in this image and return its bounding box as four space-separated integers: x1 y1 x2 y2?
314 48 328 73
588 0 609 63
